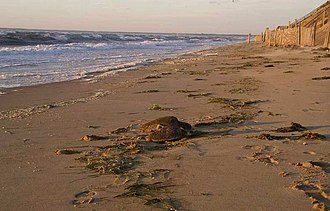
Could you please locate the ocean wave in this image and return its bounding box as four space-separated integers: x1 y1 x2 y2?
0 70 69 80
0 42 109 52
0 29 246 47
0 63 41 69
0 29 247 88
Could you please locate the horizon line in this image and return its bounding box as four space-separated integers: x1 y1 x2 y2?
0 26 249 36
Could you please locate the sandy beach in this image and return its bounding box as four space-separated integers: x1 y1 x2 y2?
0 43 329 210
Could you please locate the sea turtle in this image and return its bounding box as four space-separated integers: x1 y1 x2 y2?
141 116 192 142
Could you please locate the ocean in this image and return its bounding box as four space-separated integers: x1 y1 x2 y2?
0 29 246 89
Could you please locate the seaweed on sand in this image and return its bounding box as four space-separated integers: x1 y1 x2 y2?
274 122 307 133
187 93 212 98
176 89 199 93
208 97 264 109
251 132 326 141
115 182 174 198
184 70 209 76
312 76 330 81
81 135 110 142
137 89 160 93
194 112 255 127
79 155 139 175
149 104 174 111
145 198 181 211
115 181 181 210
228 77 260 94
145 75 162 79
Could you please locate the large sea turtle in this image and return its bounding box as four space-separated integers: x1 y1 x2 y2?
141 116 192 142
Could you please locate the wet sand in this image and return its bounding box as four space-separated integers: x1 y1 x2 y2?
0 43 329 210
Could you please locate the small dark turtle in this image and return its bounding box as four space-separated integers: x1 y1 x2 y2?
141 116 192 142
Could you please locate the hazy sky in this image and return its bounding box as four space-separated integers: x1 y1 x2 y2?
0 0 327 34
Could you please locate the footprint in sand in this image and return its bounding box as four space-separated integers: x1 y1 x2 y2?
240 145 280 166
72 190 97 206
291 160 330 210
291 182 330 210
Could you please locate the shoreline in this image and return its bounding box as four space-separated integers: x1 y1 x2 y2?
0 43 329 210
0 42 243 93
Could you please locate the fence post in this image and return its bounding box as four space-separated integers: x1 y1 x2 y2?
324 23 330 48
312 22 317 46
262 31 265 42
247 33 251 44
298 24 301 45
295 19 298 28
264 27 269 43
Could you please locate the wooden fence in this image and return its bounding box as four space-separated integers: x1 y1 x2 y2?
255 23 330 48
255 1 330 48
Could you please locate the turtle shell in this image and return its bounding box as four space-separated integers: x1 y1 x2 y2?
141 116 192 142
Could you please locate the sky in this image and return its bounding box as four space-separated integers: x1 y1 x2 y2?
0 0 327 34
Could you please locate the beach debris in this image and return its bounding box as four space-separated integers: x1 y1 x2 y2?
81 135 108 142
115 181 180 210
149 104 163 110
316 53 330 58
184 70 209 76
160 72 172 75
274 122 307 133
109 127 130 134
72 190 97 206
4 130 14 135
251 132 325 141
149 104 174 111
254 133 286 141
241 56 265 59
201 192 213 196
312 76 330 81
283 70 294 74
300 132 326 140
144 198 180 210
228 77 260 94
79 155 139 175
87 125 100 129
194 112 255 127
55 149 81 155
303 151 317 155
116 182 174 198
237 62 253 69
312 47 329 51
279 171 289 177
208 97 264 110
187 93 212 98
144 75 161 79
141 116 192 142
321 67 330 71
176 89 199 93
73 127 190 209
137 89 160 93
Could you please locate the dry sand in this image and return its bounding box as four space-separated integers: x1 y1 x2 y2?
0 43 329 211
